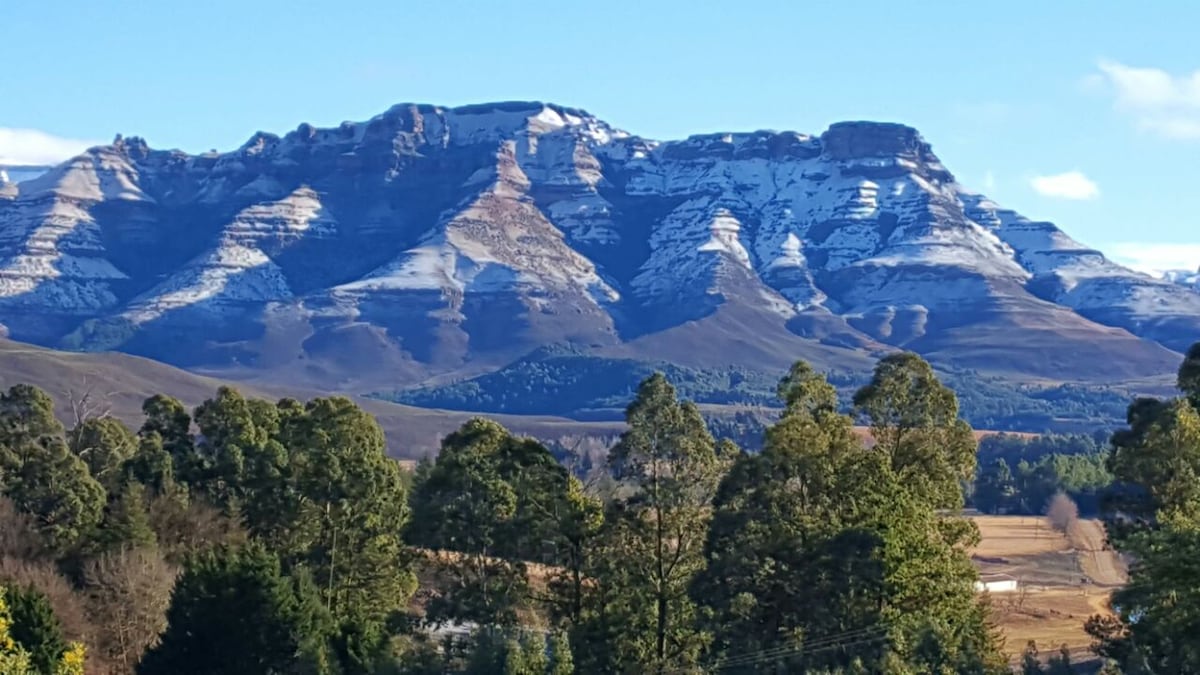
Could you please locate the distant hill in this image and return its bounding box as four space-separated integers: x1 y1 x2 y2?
0 338 620 458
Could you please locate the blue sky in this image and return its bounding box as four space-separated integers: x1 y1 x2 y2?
2 0 1197 272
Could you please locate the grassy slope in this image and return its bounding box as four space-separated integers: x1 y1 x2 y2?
0 339 1052 461
0 338 620 459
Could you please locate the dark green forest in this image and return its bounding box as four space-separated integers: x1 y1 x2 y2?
381 347 1133 432
2 346 1200 673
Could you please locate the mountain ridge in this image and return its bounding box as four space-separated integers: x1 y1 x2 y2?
0 100 1194 409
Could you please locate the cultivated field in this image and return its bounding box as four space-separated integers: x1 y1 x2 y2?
971 515 1127 664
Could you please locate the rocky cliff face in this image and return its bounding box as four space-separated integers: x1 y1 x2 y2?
0 102 1193 389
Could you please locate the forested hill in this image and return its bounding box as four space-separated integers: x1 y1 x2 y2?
1 345 1199 672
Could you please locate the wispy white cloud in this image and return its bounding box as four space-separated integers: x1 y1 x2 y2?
1029 170 1099 200
0 128 101 165
1110 242 1200 275
1091 60 1200 140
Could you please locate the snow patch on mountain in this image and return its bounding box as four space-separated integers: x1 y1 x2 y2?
1 101 1197 375
118 187 337 324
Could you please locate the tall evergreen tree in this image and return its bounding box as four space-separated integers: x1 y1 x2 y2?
409 418 599 630
138 395 198 485
853 352 977 510
695 361 887 671
191 387 288 519
138 543 338 675
581 373 722 674
975 458 1016 514
1089 346 1200 672
92 481 157 553
852 355 1004 672
122 432 175 497
276 396 416 626
6 584 67 674
0 385 106 552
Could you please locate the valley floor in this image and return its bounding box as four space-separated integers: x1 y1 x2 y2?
970 515 1126 666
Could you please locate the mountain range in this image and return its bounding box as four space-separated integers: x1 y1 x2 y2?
0 101 1195 430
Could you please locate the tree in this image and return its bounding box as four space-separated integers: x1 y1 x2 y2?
92 481 157 554
974 458 1016 514
1020 641 1043 675
0 385 106 553
408 419 596 629
68 417 136 493
1088 342 1200 671
6 584 67 674
455 628 569 675
0 585 36 675
407 420 528 627
138 544 337 675
693 362 888 671
191 387 287 519
0 585 86 675
0 384 106 552
122 433 175 497
853 355 1005 672
0 384 63 449
138 395 197 486
853 352 977 510
275 396 416 627
1178 341 1200 410
83 547 176 673
3 437 106 554
546 631 573 675
1045 644 1074 675
581 373 722 674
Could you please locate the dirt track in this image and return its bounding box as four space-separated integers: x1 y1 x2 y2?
1070 519 1127 587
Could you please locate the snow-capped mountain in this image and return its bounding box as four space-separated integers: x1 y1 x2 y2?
0 165 52 188
0 102 1192 390
1163 268 1200 289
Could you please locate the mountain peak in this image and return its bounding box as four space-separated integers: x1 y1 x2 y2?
0 99 1195 395
821 121 927 156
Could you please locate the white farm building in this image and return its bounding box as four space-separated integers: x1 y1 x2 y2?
974 573 1019 593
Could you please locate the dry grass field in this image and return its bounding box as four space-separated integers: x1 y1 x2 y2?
971 515 1126 663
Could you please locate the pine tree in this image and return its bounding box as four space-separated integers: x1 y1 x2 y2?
138 543 338 675
138 395 199 485
546 631 573 675
0 385 106 553
6 584 67 674
191 387 288 519
0 586 86 675
93 481 157 553
122 432 175 496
